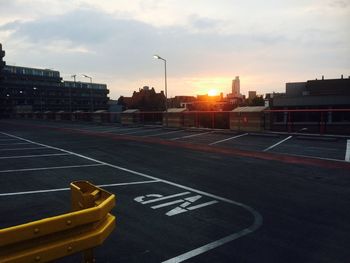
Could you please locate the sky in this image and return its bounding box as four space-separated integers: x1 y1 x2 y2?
0 0 349 99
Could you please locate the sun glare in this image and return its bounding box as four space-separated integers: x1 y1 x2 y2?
208 89 218 96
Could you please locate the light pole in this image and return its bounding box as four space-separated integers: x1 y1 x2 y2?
82 74 93 112
19 90 24 105
33 87 43 112
70 75 76 112
153 54 168 126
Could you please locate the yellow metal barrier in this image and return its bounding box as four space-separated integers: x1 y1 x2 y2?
0 181 116 263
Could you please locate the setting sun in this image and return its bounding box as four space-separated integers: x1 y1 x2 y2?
208 89 218 96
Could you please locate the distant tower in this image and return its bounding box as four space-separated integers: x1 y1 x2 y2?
232 76 240 97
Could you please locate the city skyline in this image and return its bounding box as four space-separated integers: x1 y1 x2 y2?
0 0 349 99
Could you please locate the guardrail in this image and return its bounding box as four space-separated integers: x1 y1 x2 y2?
9 109 350 134
0 181 116 263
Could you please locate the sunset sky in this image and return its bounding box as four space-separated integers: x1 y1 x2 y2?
0 0 349 99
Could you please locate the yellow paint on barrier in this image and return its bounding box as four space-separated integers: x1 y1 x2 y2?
0 181 116 263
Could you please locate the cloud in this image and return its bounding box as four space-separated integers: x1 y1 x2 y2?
0 3 349 98
0 8 288 73
329 0 349 8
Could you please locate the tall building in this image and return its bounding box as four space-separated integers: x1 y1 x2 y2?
0 44 109 116
232 76 240 97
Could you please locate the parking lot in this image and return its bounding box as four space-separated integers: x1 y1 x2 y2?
0 119 350 262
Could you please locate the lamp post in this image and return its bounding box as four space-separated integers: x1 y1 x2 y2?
153 54 168 126
69 75 76 112
82 74 93 112
19 90 24 104
33 87 43 112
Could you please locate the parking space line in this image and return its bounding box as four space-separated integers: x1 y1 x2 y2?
0 147 47 151
0 131 262 262
209 133 248 146
345 140 350 162
0 153 70 160
109 127 144 134
163 230 250 263
277 152 346 163
98 180 161 188
0 164 104 173
0 180 160 197
99 127 125 133
263 136 293 152
78 126 109 131
143 129 184 137
119 128 163 135
171 131 213 141
0 142 31 146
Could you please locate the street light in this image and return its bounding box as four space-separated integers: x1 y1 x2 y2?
82 74 93 112
153 54 168 126
19 90 25 106
33 87 43 112
69 75 76 112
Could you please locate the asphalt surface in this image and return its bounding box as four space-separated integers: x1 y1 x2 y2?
0 119 349 262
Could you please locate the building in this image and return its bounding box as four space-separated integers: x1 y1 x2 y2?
226 76 244 106
232 76 241 97
0 44 109 116
117 86 166 111
273 76 350 110
168 96 196 108
248 91 257 100
270 76 350 133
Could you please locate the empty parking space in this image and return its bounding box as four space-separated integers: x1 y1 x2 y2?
269 136 348 161
0 129 262 262
1 120 350 262
216 133 287 152
2 119 350 163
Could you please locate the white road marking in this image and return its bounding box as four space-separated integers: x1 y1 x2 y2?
151 199 185 209
0 153 70 160
79 126 111 131
0 147 47 151
162 230 253 263
0 132 262 262
345 139 350 162
271 152 347 163
0 187 70 197
0 180 160 197
209 133 249 146
0 163 104 173
187 200 219 210
99 127 125 133
119 128 163 135
135 192 218 216
140 192 191 204
263 136 293 152
171 131 213 141
0 142 31 146
166 200 219 217
109 127 144 134
143 129 184 137
98 180 161 188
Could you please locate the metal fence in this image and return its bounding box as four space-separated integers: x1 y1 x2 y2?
7 109 350 134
